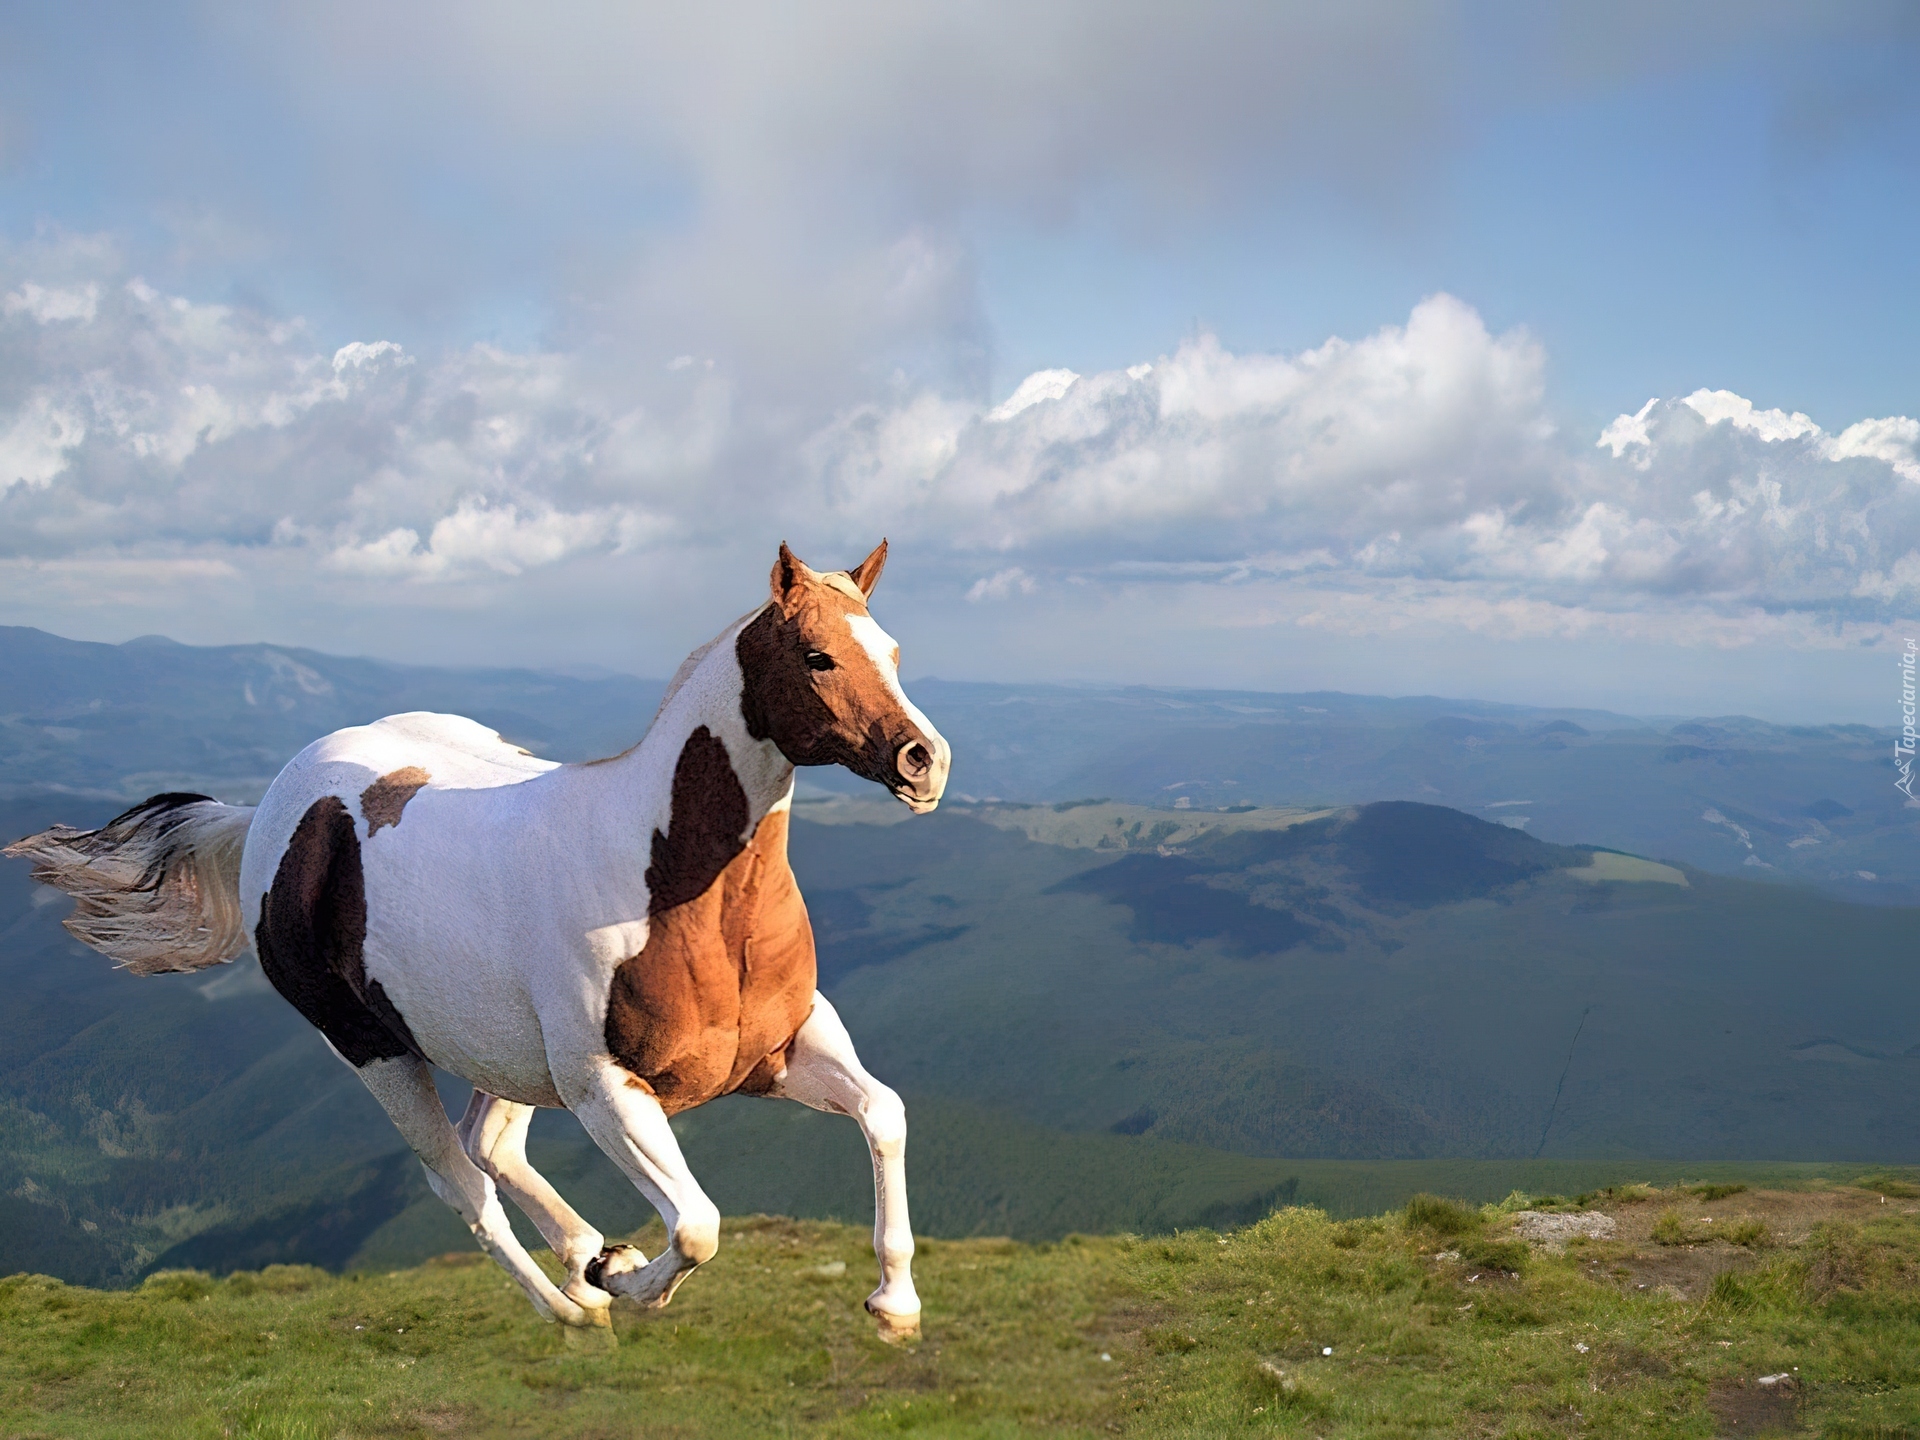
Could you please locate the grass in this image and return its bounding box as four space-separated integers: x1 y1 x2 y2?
1687 1184 1748 1202
10 1188 1920 1437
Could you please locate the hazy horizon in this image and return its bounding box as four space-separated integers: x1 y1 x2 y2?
7 616 1898 731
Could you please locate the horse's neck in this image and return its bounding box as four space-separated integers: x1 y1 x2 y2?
600 614 794 844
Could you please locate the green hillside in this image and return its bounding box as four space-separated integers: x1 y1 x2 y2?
10 781 1920 1293
890 680 1919 905
791 798 1920 1163
10 1180 1920 1437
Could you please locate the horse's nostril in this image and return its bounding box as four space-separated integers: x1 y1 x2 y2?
897 742 931 779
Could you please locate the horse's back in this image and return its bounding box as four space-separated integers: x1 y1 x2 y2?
242 713 554 898
236 713 572 1098
318 711 557 791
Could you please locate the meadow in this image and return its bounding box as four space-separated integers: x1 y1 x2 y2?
10 1174 1920 1438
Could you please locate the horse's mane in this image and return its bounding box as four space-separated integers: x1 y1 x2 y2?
648 603 773 730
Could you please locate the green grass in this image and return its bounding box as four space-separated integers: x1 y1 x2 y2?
1686 1183 1748 1202
12 1196 1920 1438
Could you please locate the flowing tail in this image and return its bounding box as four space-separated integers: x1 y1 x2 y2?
4 793 255 974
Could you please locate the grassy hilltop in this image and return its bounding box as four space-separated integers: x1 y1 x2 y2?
10 1178 1920 1438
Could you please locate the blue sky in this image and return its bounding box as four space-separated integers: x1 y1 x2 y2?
1 3 1917 720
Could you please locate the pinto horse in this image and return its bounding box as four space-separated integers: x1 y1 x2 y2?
6 542 948 1339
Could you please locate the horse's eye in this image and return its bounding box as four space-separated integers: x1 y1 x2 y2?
805 651 835 672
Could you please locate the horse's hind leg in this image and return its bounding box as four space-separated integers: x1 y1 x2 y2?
759 993 920 1340
355 1057 600 1327
249 794 595 1325
561 1060 721 1311
457 1092 613 1316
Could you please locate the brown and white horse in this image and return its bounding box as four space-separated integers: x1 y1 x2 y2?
6 542 948 1339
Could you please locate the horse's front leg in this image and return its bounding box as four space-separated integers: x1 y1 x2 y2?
457 1093 612 1320
564 1059 721 1310
764 992 920 1341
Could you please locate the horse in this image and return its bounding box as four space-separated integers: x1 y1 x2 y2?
5 541 949 1340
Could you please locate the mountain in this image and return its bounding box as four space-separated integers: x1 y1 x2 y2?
0 626 665 801
6 625 1910 901
900 680 1917 905
791 796 1920 1165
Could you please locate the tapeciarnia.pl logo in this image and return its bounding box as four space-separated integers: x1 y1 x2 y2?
1898 638 1917 801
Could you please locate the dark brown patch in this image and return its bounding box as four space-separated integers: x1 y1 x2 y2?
643 729 749 912
602 730 816 1113
360 766 430 836
256 796 422 1068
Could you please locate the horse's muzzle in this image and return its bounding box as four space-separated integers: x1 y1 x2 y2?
892 734 949 814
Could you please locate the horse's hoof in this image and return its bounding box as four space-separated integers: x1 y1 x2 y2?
585 1242 646 1292
867 1305 921 1344
563 1273 616 1316
560 1297 614 1329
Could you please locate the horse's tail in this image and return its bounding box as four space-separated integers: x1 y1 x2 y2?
4 793 255 975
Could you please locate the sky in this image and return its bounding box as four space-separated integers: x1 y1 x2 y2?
2 1 1919 721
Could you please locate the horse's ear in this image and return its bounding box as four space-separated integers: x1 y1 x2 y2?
847 539 888 599
771 542 813 607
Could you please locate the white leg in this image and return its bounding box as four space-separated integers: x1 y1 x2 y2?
767 993 920 1340
355 1057 595 1326
562 1059 721 1311
457 1092 611 1319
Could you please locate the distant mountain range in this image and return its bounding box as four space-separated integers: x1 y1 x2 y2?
888 681 1917 906
4 625 1911 902
0 625 668 801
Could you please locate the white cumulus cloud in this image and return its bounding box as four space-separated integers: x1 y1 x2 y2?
324 498 635 582
965 567 1037 602
812 293 1557 558
5 241 1919 666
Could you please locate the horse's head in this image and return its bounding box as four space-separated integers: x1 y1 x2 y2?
736 541 950 813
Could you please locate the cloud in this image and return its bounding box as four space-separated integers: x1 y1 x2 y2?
1829 415 1920 483
813 293 1556 557
1589 387 1920 606
5 282 99 324
986 370 1079 422
0 249 707 586
0 392 86 490
799 297 1920 645
323 498 650 582
965 567 1036 603
4 240 1918 671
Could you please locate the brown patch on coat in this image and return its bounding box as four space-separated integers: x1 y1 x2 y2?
360 767 431 836
602 728 816 1113
256 796 422 1068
